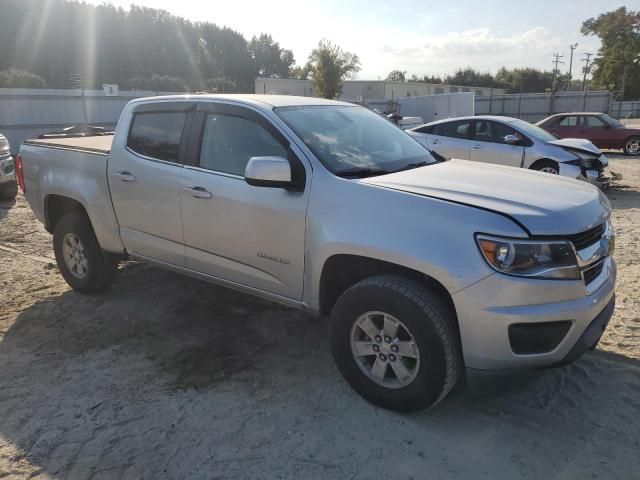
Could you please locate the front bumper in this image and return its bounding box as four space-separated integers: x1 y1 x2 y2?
0 154 16 186
559 155 610 189
452 256 616 370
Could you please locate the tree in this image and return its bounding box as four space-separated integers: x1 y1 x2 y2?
582 7 640 100
408 74 443 84
446 67 494 88
306 40 360 99
495 67 553 93
0 68 46 88
386 70 406 82
249 33 296 78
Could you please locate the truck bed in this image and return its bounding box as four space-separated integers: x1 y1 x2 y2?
23 135 114 155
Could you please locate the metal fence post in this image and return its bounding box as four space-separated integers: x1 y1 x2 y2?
81 88 89 125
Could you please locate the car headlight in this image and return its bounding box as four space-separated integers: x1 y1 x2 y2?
476 235 580 279
0 137 9 156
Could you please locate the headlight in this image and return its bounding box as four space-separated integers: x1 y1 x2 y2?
476 235 580 279
0 136 9 156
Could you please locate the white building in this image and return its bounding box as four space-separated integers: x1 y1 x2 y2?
255 78 505 101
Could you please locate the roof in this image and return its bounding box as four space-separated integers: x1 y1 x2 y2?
422 115 521 126
129 94 353 109
544 112 605 118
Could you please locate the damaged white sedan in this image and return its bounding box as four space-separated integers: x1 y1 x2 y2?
408 115 609 188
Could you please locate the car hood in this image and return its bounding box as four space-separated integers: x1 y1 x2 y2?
547 138 601 155
360 159 610 236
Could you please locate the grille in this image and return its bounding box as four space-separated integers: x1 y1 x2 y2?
583 261 605 286
568 224 604 250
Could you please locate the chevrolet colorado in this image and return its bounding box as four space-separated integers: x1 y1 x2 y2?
17 95 616 411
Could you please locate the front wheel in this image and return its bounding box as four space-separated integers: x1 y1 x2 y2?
623 136 640 156
329 275 461 412
53 213 118 293
532 159 559 175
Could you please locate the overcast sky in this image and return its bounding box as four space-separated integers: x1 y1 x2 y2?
83 0 637 79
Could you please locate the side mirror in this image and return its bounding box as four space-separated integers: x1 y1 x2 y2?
504 134 520 145
245 156 294 189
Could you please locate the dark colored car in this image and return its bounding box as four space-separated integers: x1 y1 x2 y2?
536 112 640 156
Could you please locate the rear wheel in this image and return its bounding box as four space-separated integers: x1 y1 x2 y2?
532 159 559 175
53 213 118 293
623 136 640 156
329 275 461 412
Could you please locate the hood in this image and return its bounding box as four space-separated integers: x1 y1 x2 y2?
548 138 601 155
361 160 610 236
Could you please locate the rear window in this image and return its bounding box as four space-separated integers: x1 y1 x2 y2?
127 112 187 162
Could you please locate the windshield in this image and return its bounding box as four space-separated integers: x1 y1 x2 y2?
600 113 625 128
275 105 436 176
509 118 558 142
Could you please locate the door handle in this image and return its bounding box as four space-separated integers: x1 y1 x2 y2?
471 145 482 150
116 171 136 182
184 186 212 199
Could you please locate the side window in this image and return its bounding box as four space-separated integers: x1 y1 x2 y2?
559 116 578 127
413 125 432 134
127 112 187 162
475 120 520 144
433 120 470 139
199 114 288 176
583 116 606 128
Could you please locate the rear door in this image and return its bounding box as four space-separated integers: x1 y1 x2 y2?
580 115 611 148
427 120 472 159
469 119 524 167
179 102 310 300
108 102 194 266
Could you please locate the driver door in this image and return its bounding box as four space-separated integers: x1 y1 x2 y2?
469 120 525 167
180 103 310 300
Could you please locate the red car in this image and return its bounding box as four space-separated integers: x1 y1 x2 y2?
536 112 640 156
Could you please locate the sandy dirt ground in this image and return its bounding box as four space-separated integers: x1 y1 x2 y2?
0 155 639 479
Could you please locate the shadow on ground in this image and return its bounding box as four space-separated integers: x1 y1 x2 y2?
1 262 639 479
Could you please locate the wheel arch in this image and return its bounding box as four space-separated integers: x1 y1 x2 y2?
44 194 90 234
318 254 459 337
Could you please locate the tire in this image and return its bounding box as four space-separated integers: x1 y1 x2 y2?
531 159 559 175
329 275 461 412
53 212 118 293
623 136 640 156
0 182 18 201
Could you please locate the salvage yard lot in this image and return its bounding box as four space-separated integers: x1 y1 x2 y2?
1 155 639 479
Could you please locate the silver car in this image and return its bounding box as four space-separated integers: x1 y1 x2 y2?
0 133 17 200
408 115 609 188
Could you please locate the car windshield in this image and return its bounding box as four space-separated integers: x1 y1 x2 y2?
600 113 625 128
275 105 436 176
509 118 558 142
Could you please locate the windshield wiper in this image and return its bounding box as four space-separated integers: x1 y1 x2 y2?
335 168 391 178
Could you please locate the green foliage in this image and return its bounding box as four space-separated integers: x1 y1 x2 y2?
249 34 295 78
307 40 361 99
0 68 46 88
447 67 495 88
408 74 443 84
495 67 554 93
129 75 189 92
0 0 294 92
386 70 407 82
582 7 640 100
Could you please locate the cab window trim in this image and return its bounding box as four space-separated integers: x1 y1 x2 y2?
126 109 193 165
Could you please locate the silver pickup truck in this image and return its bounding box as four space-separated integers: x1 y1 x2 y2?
18 95 616 412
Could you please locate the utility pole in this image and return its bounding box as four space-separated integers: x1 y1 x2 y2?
581 53 593 92
581 53 594 111
551 53 564 93
567 43 578 90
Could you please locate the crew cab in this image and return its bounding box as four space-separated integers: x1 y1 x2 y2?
18 95 616 412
